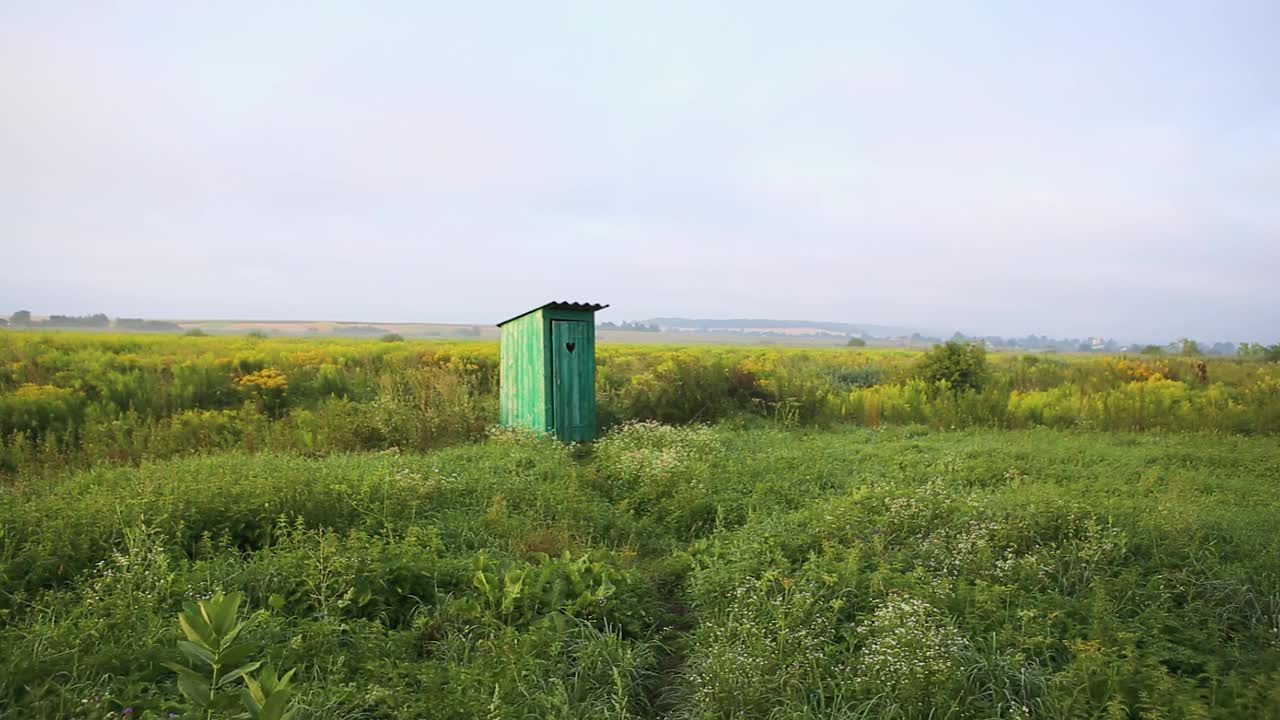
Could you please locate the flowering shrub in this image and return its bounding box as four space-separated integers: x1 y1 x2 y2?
853 595 969 712
484 424 570 456
238 368 289 417
593 420 720 500
83 524 174 619
0 383 83 438
686 573 838 716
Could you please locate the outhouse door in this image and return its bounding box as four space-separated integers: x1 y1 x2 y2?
551 320 592 441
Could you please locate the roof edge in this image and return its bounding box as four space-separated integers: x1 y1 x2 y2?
496 302 610 327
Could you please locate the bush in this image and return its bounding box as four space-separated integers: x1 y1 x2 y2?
593 421 721 535
918 341 989 394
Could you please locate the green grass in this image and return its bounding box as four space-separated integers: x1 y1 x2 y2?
3 424 1279 718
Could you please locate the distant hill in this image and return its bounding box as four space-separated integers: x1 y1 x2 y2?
645 317 921 338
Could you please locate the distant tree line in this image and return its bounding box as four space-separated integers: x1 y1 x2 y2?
2 309 1277 359
44 313 110 328
334 324 389 336
598 321 660 332
116 318 183 332
948 331 1267 357
1238 342 1280 362
6 310 178 332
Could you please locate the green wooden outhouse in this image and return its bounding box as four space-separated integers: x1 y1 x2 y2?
498 301 608 442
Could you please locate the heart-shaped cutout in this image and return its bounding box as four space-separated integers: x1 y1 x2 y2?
566 342 576 353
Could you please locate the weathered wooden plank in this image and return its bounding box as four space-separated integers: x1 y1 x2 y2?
499 310 547 432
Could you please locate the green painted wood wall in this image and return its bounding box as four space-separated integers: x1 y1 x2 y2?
499 310 548 431
499 306 599 442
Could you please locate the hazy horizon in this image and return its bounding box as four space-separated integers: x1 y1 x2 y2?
3 2 1278 343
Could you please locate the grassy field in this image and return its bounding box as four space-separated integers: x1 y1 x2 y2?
2 330 1278 482
2 331 1280 718
2 426 1279 718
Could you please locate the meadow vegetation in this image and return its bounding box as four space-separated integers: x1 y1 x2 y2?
2 332 1278 479
2 330 1279 718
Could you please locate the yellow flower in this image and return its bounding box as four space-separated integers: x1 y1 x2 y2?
238 368 289 392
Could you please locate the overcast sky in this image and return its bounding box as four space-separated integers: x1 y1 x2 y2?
2 2 1278 342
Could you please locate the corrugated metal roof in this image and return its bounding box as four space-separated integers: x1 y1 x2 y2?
496 301 610 327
